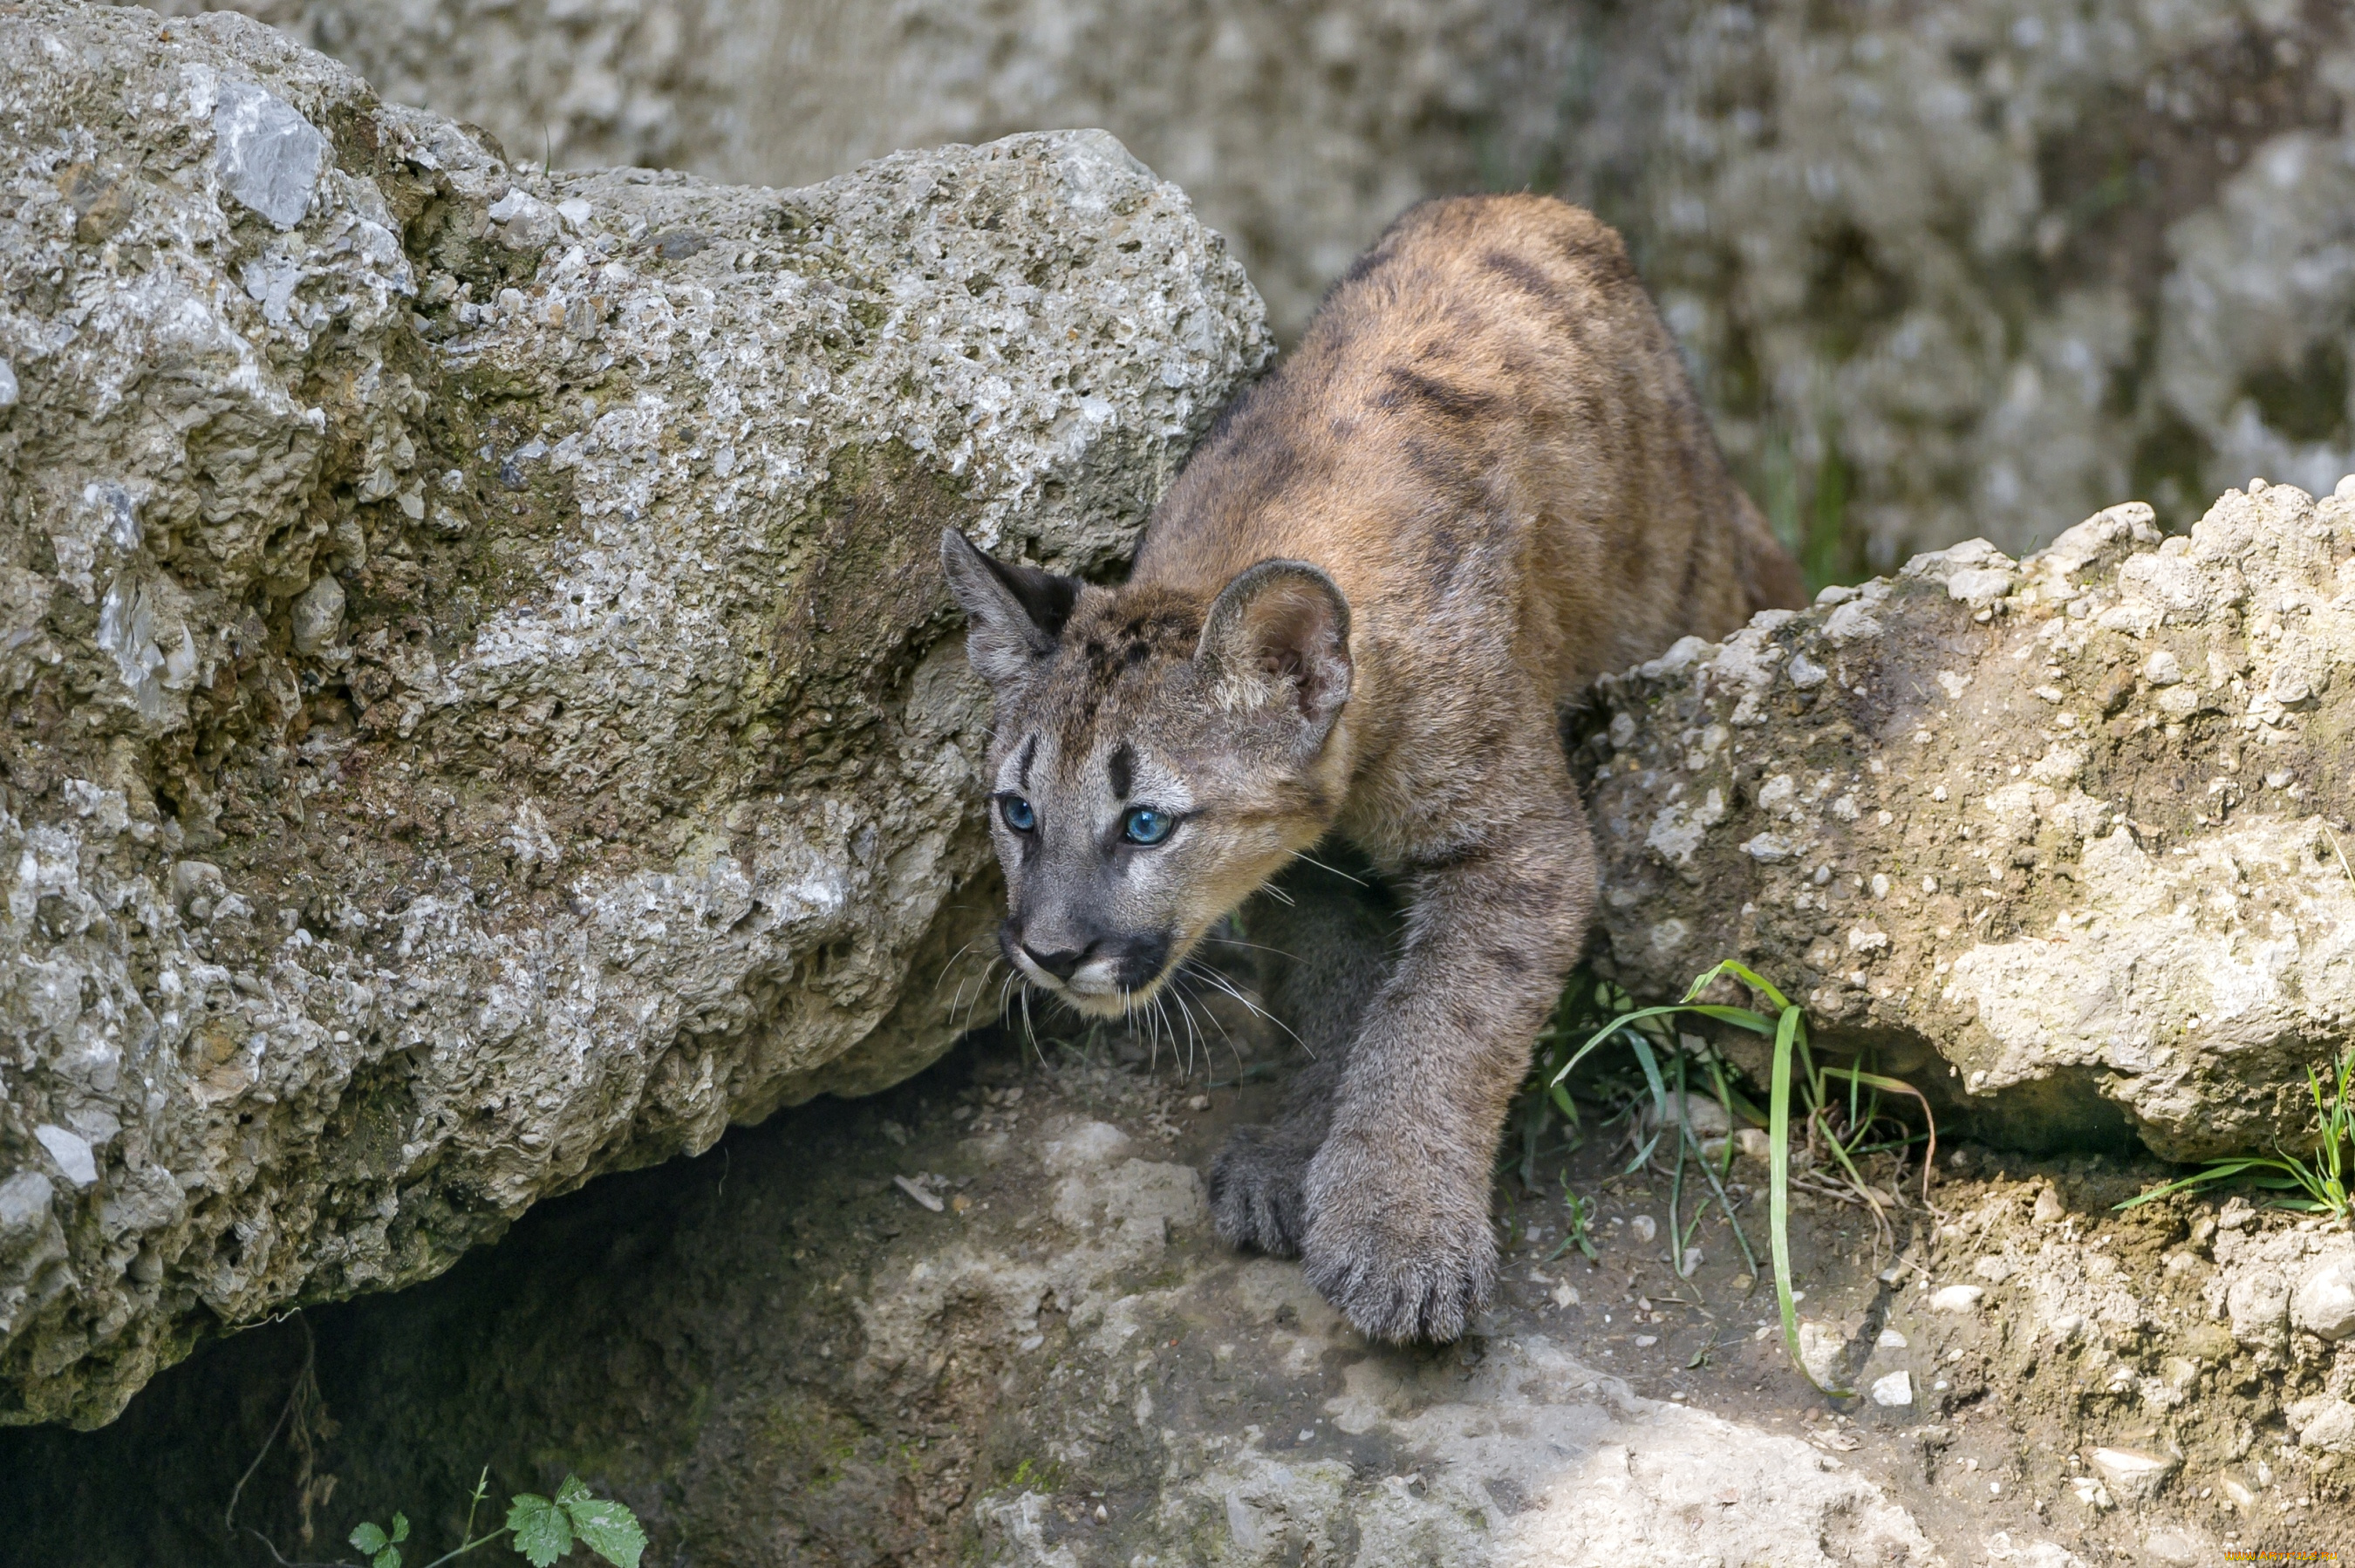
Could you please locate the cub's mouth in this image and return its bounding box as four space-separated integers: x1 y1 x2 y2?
1000 921 1184 1018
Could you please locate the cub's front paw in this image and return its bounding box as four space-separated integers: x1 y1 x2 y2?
1208 1125 1314 1258
1299 1135 1497 1342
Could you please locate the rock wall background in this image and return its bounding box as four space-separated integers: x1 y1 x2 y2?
134 0 2355 572
0 1 1266 1428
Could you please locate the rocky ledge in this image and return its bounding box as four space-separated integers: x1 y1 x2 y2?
1587 481 2355 1161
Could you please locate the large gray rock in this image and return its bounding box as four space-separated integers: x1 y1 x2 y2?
1585 481 2355 1161
136 0 2355 568
0 0 1267 1427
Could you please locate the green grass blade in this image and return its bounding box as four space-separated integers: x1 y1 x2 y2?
1771 1002 1847 1396
1706 960 1797 1015
2113 1159 2284 1210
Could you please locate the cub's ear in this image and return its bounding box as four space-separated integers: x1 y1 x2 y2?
940 529 1081 688
1198 560 1351 744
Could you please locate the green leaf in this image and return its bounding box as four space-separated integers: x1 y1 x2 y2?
391 1513 409 1544
563 1496 649 1568
372 1548 401 1568
1770 1002 1851 1398
352 1523 390 1555
508 1493 572 1568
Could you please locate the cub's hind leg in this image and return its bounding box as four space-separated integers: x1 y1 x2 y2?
1207 854 1397 1258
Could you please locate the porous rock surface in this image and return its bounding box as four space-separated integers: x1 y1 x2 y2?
141 0 2355 564
0 0 1267 1428
1585 481 2355 1161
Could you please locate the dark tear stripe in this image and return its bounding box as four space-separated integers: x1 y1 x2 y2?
1108 742 1134 800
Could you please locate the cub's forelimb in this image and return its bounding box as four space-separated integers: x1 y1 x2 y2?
1207 856 1396 1258
1300 774 1595 1341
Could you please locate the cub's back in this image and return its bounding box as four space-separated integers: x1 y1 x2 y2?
1134 194 1802 706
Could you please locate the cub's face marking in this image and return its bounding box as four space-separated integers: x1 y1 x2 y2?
942 531 1351 1017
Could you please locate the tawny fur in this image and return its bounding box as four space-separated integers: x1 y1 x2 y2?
942 194 1803 1344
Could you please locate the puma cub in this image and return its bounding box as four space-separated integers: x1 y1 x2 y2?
942 194 1803 1341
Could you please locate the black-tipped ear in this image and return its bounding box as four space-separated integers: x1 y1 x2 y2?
1197 559 1351 745
940 529 1082 688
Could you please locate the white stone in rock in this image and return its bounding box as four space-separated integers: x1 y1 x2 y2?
214 80 326 229
0 1170 57 1231
2088 1447 2177 1504
290 575 345 656
2287 1395 2355 1455
2227 1267 2294 1348
31 1126 96 1189
2290 1251 2355 1340
1929 1285 1986 1313
1945 567 2017 608
1797 1319 1845 1385
1870 1370 1913 1407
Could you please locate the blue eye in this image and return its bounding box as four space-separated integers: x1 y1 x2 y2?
1000 794 1035 832
1121 806 1173 845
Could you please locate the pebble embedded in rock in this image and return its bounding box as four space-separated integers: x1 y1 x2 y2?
1869 1370 1912 1407
1929 1285 1986 1313
2288 1395 2355 1456
2088 1447 2177 1504
2288 1250 2355 1340
213 79 326 229
31 1126 97 1189
290 574 345 656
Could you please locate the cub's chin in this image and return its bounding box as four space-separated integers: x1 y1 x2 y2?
1049 960 1176 1019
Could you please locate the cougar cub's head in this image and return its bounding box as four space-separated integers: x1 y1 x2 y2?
941 530 1351 1016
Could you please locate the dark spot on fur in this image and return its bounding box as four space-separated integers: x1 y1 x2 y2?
1377 368 1494 422
1124 640 1150 665
1108 742 1134 799
1480 247 1558 302
1488 947 1531 977
1405 842 1487 877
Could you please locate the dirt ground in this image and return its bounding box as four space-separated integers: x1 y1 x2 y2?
3 991 2350 1567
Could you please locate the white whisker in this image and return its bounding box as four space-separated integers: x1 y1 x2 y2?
1198 935 1301 962
932 939 981 995
1180 958 1305 1053
1169 984 1205 1080
1287 850 1366 886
